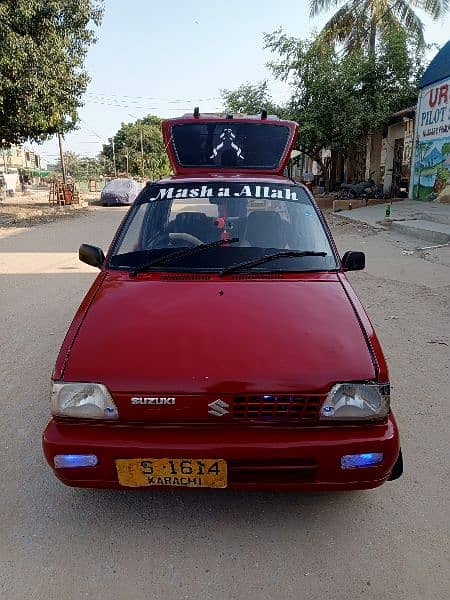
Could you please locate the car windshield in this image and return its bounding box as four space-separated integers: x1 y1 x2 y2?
109 181 337 272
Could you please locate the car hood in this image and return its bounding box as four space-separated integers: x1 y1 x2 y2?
63 273 375 394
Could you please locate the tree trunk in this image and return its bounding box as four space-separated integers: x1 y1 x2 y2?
365 17 377 179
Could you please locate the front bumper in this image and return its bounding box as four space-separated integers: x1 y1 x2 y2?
42 414 400 491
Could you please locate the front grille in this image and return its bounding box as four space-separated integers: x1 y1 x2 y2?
231 395 323 423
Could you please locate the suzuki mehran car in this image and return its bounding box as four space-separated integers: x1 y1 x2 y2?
43 112 402 490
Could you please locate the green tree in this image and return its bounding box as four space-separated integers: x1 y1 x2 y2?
0 1 103 145
263 27 423 186
101 116 170 180
52 151 103 179
55 151 81 178
308 1 443 180
309 0 448 54
264 31 369 174
221 81 280 116
77 157 103 179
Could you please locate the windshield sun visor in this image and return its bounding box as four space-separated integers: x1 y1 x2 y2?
163 117 299 175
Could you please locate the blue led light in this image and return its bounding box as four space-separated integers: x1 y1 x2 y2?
54 454 98 468
341 452 383 469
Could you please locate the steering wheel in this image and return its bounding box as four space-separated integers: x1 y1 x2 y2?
150 232 204 248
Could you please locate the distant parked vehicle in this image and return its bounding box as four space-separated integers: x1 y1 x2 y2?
101 178 142 206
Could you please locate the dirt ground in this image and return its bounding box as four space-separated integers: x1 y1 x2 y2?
0 189 95 229
0 206 449 600
0 202 90 228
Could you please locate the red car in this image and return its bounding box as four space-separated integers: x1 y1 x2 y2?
43 112 402 490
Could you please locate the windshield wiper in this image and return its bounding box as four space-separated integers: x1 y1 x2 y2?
130 237 240 276
219 250 327 276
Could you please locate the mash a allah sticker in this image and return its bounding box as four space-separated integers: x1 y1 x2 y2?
149 184 301 202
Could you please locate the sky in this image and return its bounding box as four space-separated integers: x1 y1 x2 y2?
37 0 450 166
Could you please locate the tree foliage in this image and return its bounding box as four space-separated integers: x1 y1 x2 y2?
264 31 366 166
262 27 424 167
309 0 448 53
101 115 170 180
51 151 103 179
0 0 103 145
221 81 280 116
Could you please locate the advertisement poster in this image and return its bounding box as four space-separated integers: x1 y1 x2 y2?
412 76 450 200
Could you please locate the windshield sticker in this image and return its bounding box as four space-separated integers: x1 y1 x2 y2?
209 129 245 160
150 184 299 201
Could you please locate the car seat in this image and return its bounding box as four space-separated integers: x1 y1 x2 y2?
169 212 215 242
244 211 284 248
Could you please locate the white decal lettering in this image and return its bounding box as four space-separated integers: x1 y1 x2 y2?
234 185 252 197
156 187 173 200
200 185 213 197
174 188 188 199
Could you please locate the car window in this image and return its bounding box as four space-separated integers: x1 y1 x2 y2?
116 202 148 254
110 182 337 272
171 122 291 169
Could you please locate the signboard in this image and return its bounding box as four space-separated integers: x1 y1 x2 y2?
416 79 450 141
412 76 450 200
403 119 414 165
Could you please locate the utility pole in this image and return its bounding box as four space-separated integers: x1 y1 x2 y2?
110 138 117 177
1 140 8 175
124 148 129 177
57 132 67 185
140 128 145 180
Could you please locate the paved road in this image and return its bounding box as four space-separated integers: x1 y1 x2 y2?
0 208 449 600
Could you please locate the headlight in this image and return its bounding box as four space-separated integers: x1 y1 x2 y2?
51 382 118 419
320 383 390 421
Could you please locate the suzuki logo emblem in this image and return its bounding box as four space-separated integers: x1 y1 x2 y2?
208 399 230 416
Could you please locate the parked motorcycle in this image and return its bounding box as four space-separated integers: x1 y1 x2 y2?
337 177 375 199
361 184 390 200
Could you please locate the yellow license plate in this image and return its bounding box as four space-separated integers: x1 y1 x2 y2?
115 458 227 488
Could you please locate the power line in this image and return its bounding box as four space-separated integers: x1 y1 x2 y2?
79 118 104 141
84 92 220 103
82 98 221 111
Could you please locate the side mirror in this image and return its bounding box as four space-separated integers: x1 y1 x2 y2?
342 251 365 271
79 244 105 269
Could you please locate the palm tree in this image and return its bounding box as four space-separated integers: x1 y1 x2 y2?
309 0 449 54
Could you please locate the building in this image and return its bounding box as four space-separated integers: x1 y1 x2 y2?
378 107 415 196
0 144 47 190
411 41 450 202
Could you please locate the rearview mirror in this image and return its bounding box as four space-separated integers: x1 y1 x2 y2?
342 251 365 271
79 244 105 269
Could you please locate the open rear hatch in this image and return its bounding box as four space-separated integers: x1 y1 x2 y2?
162 111 299 176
